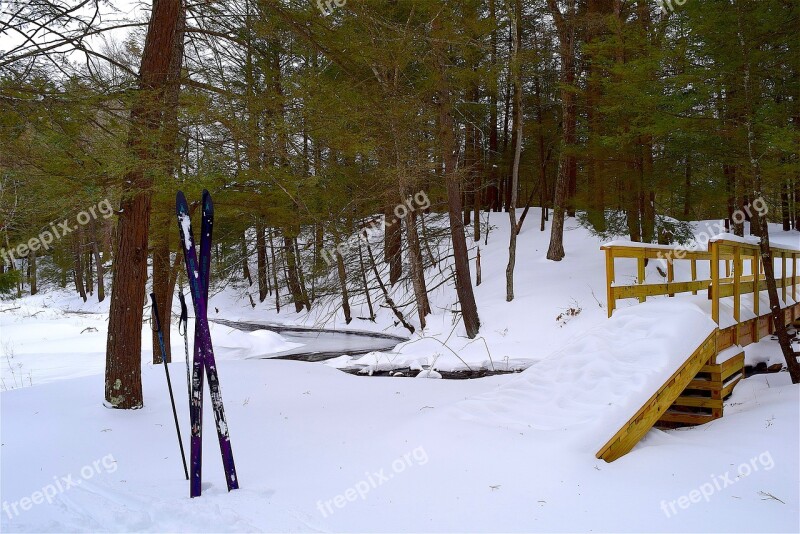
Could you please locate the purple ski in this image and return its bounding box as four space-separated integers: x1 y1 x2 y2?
176 190 238 497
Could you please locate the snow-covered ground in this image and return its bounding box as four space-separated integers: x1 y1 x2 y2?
1 211 798 532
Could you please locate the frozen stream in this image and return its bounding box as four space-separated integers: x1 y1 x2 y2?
212 319 407 362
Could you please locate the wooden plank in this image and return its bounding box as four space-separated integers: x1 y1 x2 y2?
600 246 713 261
612 280 710 300
712 239 799 257
716 277 791 298
686 379 723 391
673 396 724 409
700 354 742 378
658 411 716 425
720 354 745 382
596 331 717 462
691 259 698 295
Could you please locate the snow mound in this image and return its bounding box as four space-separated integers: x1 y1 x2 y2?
448 300 718 454
209 323 302 359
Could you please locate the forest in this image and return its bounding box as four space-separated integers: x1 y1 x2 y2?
1 0 799 404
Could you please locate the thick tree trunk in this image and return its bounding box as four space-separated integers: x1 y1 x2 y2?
150 6 183 365
433 16 480 338
105 0 183 409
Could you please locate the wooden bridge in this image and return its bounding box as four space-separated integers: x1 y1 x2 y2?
596 236 800 462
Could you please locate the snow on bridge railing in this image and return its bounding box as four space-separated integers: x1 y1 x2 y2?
601 236 800 333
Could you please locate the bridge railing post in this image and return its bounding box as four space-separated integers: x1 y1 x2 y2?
710 240 720 325
605 247 615 318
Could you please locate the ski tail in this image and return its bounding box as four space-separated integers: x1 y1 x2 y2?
176 192 205 498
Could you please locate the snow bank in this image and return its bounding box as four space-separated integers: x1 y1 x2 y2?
449 299 718 454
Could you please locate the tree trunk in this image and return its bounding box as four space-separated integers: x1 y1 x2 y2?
404 209 430 329
242 232 253 286
365 240 414 334
546 0 577 261
433 16 480 338
736 10 800 383
357 241 375 321
29 248 37 296
256 220 268 302
335 248 352 324
294 237 311 311
781 179 790 231
105 0 183 409
284 234 304 313
384 205 402 286
73 230 87 302
268 228 280 313
150 5 183 365
506 0 523 302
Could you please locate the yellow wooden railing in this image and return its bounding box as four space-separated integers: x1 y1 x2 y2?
602 238 799 331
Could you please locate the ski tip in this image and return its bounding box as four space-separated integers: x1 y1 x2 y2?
176 191 189 213
202 190 213 210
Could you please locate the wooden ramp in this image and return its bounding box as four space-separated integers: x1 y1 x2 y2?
596 301 799 462
596 331 718 462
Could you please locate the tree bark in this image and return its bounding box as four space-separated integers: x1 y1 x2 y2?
105 0 183 409
433 15 480 338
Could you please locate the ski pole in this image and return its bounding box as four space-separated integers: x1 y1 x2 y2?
178 289 191 404
150 293 190 481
